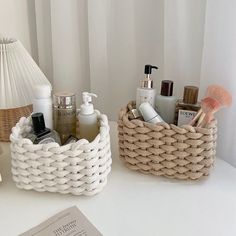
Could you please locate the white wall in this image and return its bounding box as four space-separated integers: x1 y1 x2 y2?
164 0 206 98
0 0 38 61
200 0 236 166
88 0 165 119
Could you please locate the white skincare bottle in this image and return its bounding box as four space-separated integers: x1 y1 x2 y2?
78 92 99 142
139 102 163 124
136 64 158 109
155 80 177 124
33 84 53 129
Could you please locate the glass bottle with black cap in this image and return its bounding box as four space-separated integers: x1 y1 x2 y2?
26 113 61 145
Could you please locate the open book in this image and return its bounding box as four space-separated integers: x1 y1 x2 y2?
20 206 102 236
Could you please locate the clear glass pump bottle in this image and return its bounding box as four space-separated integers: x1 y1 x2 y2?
78 92 99 142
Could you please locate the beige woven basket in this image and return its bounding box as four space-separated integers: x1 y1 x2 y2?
118 102 217 180
0 105 32 142
10 111 112 196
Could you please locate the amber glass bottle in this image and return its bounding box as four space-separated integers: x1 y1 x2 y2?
175 86 201 126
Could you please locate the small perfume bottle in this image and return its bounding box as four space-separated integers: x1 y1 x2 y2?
53 92 76 144
26 113 61 144
175 86 201 126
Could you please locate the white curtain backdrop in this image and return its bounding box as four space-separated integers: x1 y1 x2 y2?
33 0 236 166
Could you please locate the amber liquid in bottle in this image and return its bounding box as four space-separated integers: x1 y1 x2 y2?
53 93 76 144
174 86 201 126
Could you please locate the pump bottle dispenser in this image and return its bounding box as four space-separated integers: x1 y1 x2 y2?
78 92 99 142
136 64 158 109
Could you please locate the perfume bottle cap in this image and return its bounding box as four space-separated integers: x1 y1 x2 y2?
32 113 46 134
34 84 52 99
53 92 76 109
139 102 163 123
183 86 199 104
161 80 173 96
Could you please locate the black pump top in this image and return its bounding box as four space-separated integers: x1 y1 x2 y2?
144 64 158 74
32 113 46 134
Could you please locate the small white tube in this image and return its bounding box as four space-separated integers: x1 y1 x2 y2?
139 102 163 123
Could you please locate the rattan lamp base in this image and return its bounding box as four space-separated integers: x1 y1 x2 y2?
0 105 32 142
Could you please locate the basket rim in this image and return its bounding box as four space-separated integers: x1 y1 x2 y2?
10 111 110 148
119 101 217 133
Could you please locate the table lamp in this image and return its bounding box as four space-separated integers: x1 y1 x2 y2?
0 38 51 141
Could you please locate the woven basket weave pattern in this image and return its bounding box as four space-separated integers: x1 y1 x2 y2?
10 112 112 196
118 102 217 180
0 105 32 142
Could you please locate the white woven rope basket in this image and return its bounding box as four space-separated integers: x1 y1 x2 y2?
10 112 112 196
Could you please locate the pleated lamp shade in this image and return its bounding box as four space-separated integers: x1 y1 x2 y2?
0 38 51 108
0 38 51 141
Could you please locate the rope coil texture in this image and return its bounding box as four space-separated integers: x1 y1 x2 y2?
118 102 217 180
10 111 112 196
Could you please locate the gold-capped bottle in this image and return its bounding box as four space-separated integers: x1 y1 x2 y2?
53 92 76 144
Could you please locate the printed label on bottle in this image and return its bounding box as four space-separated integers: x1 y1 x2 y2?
38 137 55 144
177 109 197 126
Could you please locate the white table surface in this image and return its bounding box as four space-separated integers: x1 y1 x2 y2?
0 122 236 236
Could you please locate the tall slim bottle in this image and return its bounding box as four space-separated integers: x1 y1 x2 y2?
33 84 53 129
53 92 76 144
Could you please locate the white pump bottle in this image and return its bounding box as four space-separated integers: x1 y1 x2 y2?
78 92 99 142
136 64 158 109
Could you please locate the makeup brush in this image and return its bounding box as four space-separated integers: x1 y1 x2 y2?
207 85 232 107
198 97 221 127
190 108 203 126
190 84 232 127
